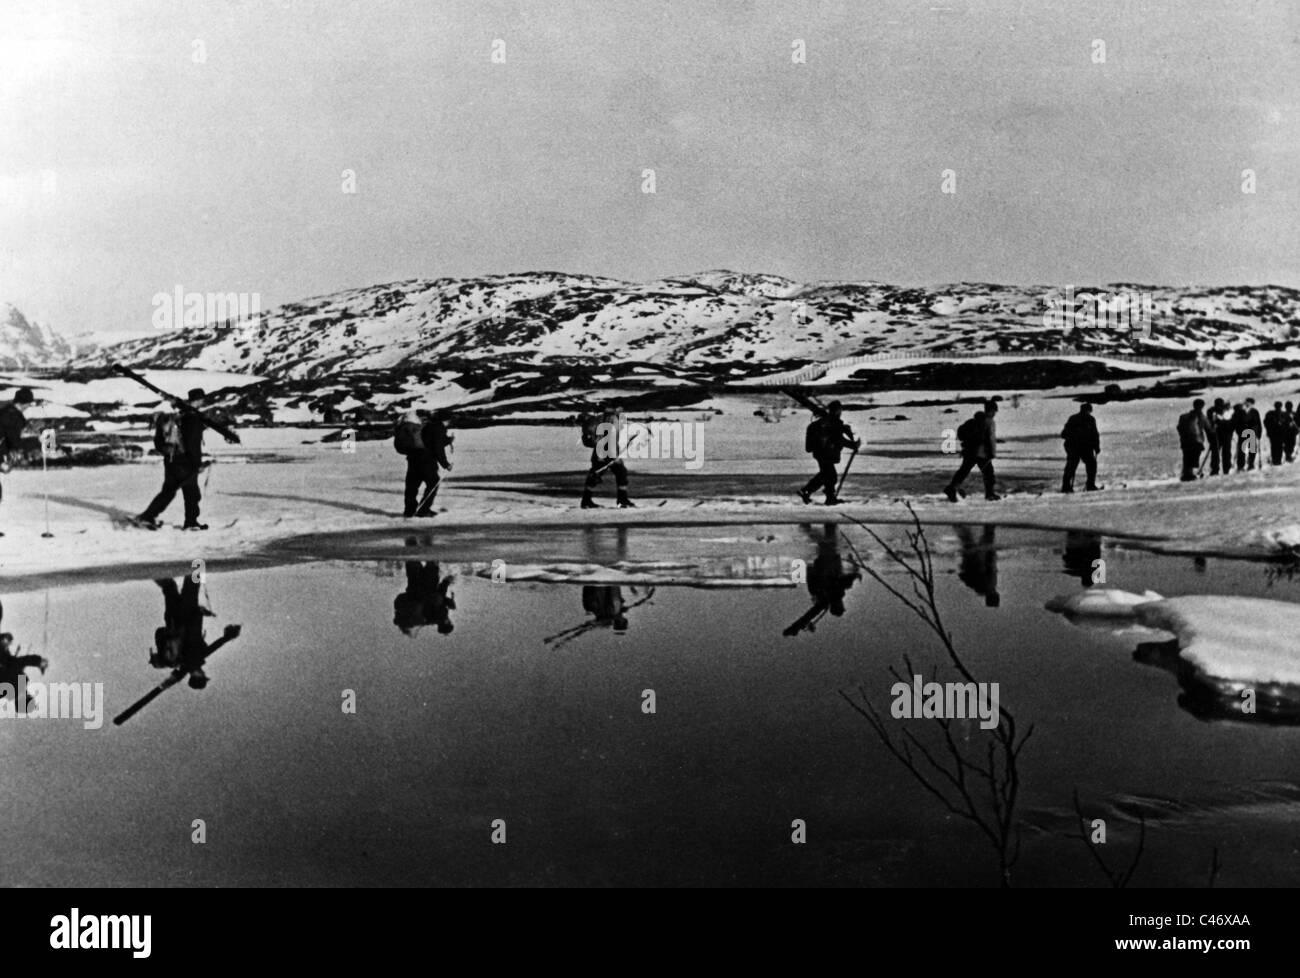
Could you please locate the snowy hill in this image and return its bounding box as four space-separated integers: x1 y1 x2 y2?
64 329 158 359
81 273 1300 384
0 302 72 368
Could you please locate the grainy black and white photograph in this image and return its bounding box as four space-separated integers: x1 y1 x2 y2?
0 0 1297 920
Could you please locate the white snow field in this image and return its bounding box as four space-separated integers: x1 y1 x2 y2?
3 371 1300 585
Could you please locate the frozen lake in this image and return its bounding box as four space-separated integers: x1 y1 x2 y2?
1 524 1297 886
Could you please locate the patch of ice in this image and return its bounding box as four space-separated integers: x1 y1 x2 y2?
1045 588 1164 618
471 560 798 588
1134 596 1300 687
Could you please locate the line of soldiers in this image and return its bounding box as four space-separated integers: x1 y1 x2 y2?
1177 397 1300 482
6 382 1300 532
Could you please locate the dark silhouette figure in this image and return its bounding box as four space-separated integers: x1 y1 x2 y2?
784 524 860 635
136 387 234 530
799 401 859 506
0 388 34 524
397 412 453 518
955 524 1000 608
582 586 629 632
1060 403 1101 492
393 561 456 636
1264 401 1286 466
0 600 48 713
1234 398 1262 471
544 585 655 648
1284 401 1299 462
114 578 241 725
1208 398 1232 475
582 404 633 508
152 577 241 687
1177 399 1211 481
1062 530 1103 587
945 400 1000 501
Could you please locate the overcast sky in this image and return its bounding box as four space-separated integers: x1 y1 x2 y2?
2 0 1296 334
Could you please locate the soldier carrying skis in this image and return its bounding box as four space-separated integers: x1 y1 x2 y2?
132 387 235 531
580 402 634 509
798 400 859 506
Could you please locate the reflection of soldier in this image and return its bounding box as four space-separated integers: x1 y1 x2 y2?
112 581 240 725
955 524 999 608
544 585 655 648
582 526 629 564
583 586 628 632
1062 530 1102 587
784 524 860 636
152 578 241 689
0 600 48 712
393 561 456 636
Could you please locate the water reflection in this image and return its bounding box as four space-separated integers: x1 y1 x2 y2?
113 577 242 725
393 561 456 636
955 524 999 608
0 600 49 712
544 585 655 649
1061 530 1102 587
1133 637 1300 726
783 524 860 636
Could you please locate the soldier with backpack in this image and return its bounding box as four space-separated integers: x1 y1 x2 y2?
1060 402 1101 492
394 410 453 518
132 388 218 530
0 388 35 534
580 403 634 509
797 400 859 506
944 400 1000 502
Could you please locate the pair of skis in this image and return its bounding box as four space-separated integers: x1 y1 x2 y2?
782 388 859 499
113 625 242 725
109 363 241 445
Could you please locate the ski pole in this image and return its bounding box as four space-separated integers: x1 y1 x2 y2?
592 428 643 477
835 444 859 499
40 427 53 538
415 480 440 514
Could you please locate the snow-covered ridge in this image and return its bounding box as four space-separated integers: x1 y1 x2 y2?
60 274 1299 382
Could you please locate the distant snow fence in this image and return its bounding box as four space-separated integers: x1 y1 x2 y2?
746 348 1225 388
595 421 704 470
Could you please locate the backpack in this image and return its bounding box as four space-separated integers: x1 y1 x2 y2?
957 416 979 449
0 403 25 455
579 414 601 448
154 412 183 457
803 420 818 455
394 420 422 455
